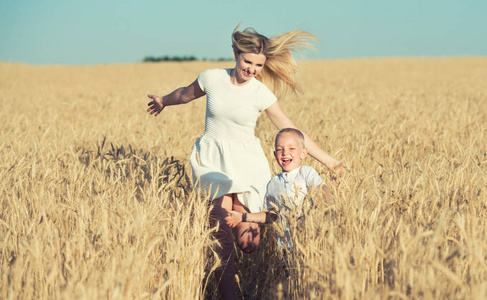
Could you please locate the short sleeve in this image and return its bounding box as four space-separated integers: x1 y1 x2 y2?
197 69 211 92
265 182 274 210
265 177 280 210
304 166 323 188
258 85 277 112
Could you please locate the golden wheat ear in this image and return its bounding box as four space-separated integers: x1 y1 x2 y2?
3 58 485 299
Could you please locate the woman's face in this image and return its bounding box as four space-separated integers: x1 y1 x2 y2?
232 52 266 85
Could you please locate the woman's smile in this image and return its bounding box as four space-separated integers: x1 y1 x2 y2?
232 52 266 85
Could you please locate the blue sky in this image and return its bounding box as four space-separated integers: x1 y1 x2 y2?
1 0 486 65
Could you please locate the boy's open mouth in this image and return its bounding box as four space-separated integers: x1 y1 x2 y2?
281 158 292 166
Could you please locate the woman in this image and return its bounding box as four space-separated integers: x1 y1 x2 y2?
147 24 344 299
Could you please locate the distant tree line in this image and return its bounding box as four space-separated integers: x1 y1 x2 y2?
143 55 232 62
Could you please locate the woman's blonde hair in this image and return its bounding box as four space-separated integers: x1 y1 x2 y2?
232 23 317 99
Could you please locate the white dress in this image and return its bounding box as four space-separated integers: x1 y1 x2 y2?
190 69 277 213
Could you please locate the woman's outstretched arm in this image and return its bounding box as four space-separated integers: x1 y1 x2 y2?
265 101 345 173
147 79 205 116
224 209 278 228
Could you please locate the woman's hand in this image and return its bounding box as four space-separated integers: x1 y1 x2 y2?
147 94 164 116
329 161 347 183
224 209 243 228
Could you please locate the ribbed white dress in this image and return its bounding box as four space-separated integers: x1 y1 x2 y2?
190 69 277 213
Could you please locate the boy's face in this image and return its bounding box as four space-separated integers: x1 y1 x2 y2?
274 132 307 173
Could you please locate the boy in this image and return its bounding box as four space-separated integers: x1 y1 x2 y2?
224 128 333 229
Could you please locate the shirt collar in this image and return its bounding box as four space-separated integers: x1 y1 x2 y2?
280 166 302 180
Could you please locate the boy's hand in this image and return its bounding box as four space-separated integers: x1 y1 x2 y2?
322 184 335 205
224 209 243 228
147 94 164 116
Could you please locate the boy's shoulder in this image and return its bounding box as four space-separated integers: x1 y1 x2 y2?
267 172 286 190
269 165 319 182
268 172 284 183
299 165 322 180
299 165 320 176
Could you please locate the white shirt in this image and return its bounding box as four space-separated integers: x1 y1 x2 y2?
265 165 323 210
197 68 277 141
265 165 323 249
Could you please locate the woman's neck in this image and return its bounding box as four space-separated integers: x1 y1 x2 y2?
230 68 250 86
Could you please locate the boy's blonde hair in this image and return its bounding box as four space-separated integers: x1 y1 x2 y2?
275 128 305 148
232 24 317 99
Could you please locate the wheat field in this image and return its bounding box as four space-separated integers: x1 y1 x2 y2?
1 57 486 299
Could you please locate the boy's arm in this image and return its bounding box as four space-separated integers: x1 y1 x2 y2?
322 184 335 205
224 209 278 228
305 165 334 205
